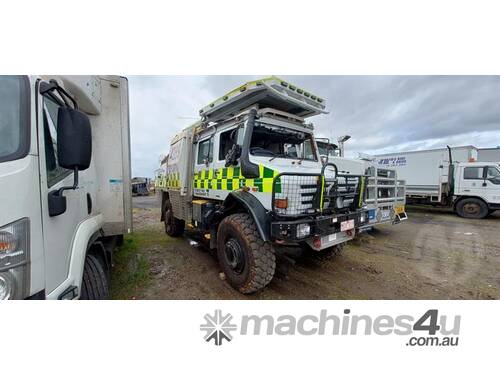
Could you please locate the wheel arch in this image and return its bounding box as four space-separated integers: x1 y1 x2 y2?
222 191 271 242
46 214 105 299
86 234 112 275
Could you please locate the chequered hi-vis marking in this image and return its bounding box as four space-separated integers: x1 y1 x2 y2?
193 165 281 193
156 171 181 189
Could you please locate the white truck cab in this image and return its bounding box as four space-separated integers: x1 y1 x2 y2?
454 162 500 217
157 77 369 294
316 140 407 229
0 75 131 300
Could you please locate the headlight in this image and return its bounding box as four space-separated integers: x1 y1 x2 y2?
0 218 30 300
0 273 14 300
296 223 311 239
360 212 366 223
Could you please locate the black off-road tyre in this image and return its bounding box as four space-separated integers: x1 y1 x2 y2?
80 254 109 300
303 243 344 261
164 200 185 237
217 213 276 294
456 198 489 219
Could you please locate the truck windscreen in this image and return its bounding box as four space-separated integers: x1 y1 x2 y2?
250 123 317 161
487 166 500 184
317 142 339 158
0 76 29 163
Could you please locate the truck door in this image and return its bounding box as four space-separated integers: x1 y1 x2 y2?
193 135 214 199
458 165 489 201
37 87 91 296
483 166 500 204
210 125 245 201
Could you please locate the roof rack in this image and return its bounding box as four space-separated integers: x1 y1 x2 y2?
199 76 327 123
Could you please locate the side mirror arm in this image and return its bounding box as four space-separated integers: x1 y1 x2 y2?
56 166 80 195
40 80 78 110
48 167 79 217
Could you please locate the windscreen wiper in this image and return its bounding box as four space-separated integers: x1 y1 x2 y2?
269 154 280 162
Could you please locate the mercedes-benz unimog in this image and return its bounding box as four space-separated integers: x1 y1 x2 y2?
0 75 131 300
158 77 368 293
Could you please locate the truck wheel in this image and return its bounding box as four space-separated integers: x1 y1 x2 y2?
164 201 184 237
80 254 109 300
303 243 344 261
456 198 489 219
217 213 275 294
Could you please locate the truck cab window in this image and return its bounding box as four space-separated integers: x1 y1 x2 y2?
317 142 339 158
250 123 317 161
43 97 72 187
197 138 213 165
303 139 314 159
487 167 500 184
463 167 484 180
0 76 29 163
219 126 242 160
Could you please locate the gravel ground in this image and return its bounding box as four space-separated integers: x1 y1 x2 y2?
122 195 500 299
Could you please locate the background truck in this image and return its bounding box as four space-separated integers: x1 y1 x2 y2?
0 75 131 300
316 140 407 229
154 154 168 191
157 77 369 293
132 177 150 196
374 145 500 219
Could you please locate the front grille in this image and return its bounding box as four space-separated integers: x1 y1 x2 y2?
272 173 365 217
322 174 364 213
273 174 322 216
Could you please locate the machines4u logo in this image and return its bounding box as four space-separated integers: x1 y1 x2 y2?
201 309 460 347
200 310 237 346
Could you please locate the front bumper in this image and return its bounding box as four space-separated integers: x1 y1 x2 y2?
359 204 407 231
270 210 368 242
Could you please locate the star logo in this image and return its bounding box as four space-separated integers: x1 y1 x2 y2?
200 310 237 346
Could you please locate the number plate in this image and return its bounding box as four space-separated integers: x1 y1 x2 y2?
381 210 391 220
340 219 355 232
321 233 337 245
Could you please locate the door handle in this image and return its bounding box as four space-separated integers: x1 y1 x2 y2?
87 193 92 214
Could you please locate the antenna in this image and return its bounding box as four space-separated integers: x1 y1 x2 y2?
177 116 199 120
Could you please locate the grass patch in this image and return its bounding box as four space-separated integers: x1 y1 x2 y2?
110 234 151 299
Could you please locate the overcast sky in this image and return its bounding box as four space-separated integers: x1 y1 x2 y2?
128 76 500 177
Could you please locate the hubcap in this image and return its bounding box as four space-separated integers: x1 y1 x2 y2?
463 203 480 216
224 238 245 274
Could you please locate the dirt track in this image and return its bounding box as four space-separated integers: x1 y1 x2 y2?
118 195 500 299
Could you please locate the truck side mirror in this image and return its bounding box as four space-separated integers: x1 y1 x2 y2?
225 144 242 167
48 107 92 217
57 107 92 170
